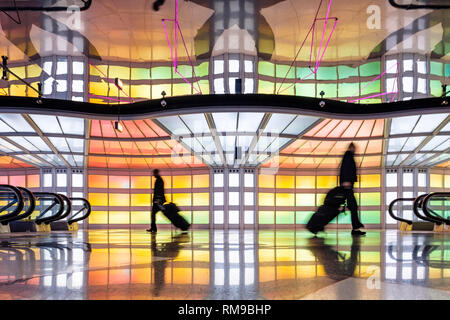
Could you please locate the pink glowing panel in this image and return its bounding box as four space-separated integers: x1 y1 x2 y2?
341 120 363 138
318 158 340 169
314 141 336 155
354 157 364 167
152 141 173 155
298 157 321 169
186 156 206 167
89 140 105 154
145 120 169 137
123 121 145 138
120 141 140 155
88 156 107 168
356 120 375 138
108 157 129 169
90 120 102 137
282 140 305 154
147 157 169 168
100 120 117 138
361 156 381 168
315 119 341 138
353 141 368 154
294 140 320 154
133 120 158 138
114 123 132 139
372 119 385 137
282 156 305 168
304 120 330 137
104 141 123 155
129 158 149 169
135 141 157 155
330 141 352 155
328 120 352 138
366 140 383 154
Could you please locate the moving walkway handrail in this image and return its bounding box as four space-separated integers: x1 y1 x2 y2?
0 187 36 224
34 192 64 225
45 194 72 224
0 184 24 223
68 198 91 225
423 192 450 225
388 198 415 225
413 194 443 225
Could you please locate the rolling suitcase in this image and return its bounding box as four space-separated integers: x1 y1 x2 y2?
161 202 191 231
306 186 347 234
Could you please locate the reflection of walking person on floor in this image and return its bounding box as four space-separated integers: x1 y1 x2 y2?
339 143 365 236
151 233 189 297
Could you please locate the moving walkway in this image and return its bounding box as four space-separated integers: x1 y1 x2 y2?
389 193 450 231
0 184 91 233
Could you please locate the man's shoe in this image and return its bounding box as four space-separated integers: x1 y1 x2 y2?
351 230 366 236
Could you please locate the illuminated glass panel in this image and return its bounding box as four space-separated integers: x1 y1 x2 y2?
317 176 337 189
259 193 274 206
296 193 315 206
89 193 108 206
276 211 294 224
109 194 130 206
27 174 40 188
276 175 294 189
430 174 443 188
276 193 295 206
258 211 274 224
109 176 130 189
259 174 275 188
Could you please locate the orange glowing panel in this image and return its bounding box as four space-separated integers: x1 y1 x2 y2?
366 139 383 154
134 120 158 138
152 141 173 155
107 157 129 169
299 157 323 168
90 120 102 136
294 140 320 154
314 141 336 155
188 156 206 167
304 119 330 137
109 176 130 189
129 158 149 168
356 120 375 137
282 140 305 154
0 156 32 168
27 174 40 188
354 157 364 167
341 120 363 138
315 119 341 138
146 157 169 168
100 120 116 138
353 140 368 154
135 141 156 154
9 175 25 187
278 156 302 168
119 141 140 155
145 119 168 137
318 158 340 169
372 119 385 137
330 141 351 155
131 176 151 189
88 175 108 188
89 140 105 153
104 141 123 155
122 121 145 138
114 122 132 139
328 120 352 138
361 156 381 168
88 156 107 168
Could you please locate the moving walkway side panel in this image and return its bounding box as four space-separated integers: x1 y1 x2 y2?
413 194 443 225
423 193 450 226
388 198 415 226
0 185 24 224
68 198 91 224
51 197 91 231
34 192 64 225
0 187 36 224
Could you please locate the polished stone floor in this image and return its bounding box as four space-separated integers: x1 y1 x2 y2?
0 229 449 300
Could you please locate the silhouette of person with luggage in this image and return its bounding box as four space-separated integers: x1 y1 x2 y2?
147 169 166 233
339 143 365 236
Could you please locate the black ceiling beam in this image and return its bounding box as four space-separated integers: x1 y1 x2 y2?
0 0 92 11
389 0 450 10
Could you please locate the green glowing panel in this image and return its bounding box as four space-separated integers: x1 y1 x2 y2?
360 98 382 104
316 193 326 205
445 64 450 77
430 61 443 76
193 211 209 224
338 83 359 97
360 252 380 263
131 68 150 80
329 212 352 224
360 80 380 95
258 61 275 77
195 62 209 77
280 85 295 96
174 65 193 78
173 83 192 96
258 80 275 94
317 83 337 98
276 64 295 79
259 211 275 224
360 193 380 206
430 80 443 97
198 80 210 94
295 211 314 224
156 213 171 224
152 66 172 79
130 211 150 224
296 193 315 206
295 83 315 97
361 211 381 224
338 65 358 79
316 67 337 80
359 61 380 77
296 67 314 79
276 211 295 224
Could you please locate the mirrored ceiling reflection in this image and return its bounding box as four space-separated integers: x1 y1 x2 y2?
1 230 450 300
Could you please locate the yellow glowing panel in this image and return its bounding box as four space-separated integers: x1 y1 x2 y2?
173 83 192 96
27 174 40 188
259 174 275 188
193 268 209 285
296 193 315 206
131 268 151 284
89 81 109 96
131 194 151 206
130 211 150 224
109 176 130 189
316 193 326 205
276 193 295 206
445 175 450 189
259 249 275 262
89 193 108 206
317 176 337 189
192 193 209 206
276 175 295 189
259 193 274 206
88 175 108 188
296 265 317 278
109 66 130 80
152 84 171 99
160 176 171 189
276 266 295 280
131 176 151 189
109 193 130 206
89 211 108 224
27 65 42 78
10 67 26 79
296 176 315 189
130 85 150 98
359 174 381 188
109 211 130 224
193 175 209 188
172 193 192 206
259 267 275 282
173 268 192 284
430 174 443 188
172 175 192 189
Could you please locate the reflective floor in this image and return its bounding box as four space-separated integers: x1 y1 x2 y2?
0 229 449 300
